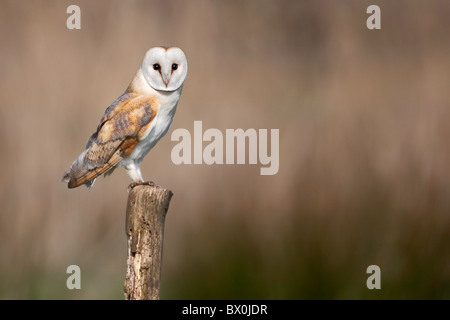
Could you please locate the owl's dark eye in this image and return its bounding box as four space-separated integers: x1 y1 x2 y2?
153 64 160 71
172 63 178 70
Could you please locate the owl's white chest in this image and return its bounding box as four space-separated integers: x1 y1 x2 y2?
124 88 182 164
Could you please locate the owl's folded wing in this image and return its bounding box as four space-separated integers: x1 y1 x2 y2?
63 91 158 188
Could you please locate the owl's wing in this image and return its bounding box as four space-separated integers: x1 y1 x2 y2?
63 91 158 188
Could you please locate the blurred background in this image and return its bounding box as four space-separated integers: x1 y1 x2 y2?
1 0 450 299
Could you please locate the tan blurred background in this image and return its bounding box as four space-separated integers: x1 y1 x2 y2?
1 0 450 299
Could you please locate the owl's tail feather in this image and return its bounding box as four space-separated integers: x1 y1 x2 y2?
62 150 122 189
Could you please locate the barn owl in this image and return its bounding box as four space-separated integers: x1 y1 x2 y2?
62 46 188 189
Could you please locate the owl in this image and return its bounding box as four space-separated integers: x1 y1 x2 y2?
62 46 188 189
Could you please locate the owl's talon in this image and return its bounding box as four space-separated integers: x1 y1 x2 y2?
128 181 160 192
144 181 161 188
127 182 138 192
146 181 162 188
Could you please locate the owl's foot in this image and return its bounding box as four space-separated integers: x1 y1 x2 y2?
145 181 162 188
127 181 159 192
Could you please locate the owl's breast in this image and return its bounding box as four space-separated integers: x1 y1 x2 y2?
124 93 180 164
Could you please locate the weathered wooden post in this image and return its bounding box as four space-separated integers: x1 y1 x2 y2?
124 184 173 300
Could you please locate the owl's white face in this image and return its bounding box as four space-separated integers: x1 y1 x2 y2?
142 47 188 92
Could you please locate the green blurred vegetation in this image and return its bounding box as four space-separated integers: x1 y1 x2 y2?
1 0 450 299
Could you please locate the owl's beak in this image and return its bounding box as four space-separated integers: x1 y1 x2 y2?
162 74 170 88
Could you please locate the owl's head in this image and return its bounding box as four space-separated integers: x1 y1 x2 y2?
142 47 188 92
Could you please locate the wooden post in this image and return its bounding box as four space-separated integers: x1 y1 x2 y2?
124 184 173 300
